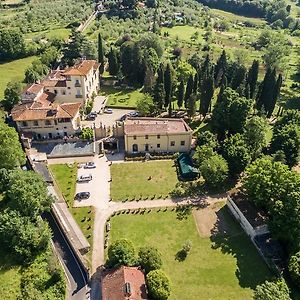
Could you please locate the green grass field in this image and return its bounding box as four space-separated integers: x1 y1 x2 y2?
49 164 94 246
24 28 71 41
161 25 205 42
109 208 271 300
0 56 36 99
0 248 21 300
110 161 179 201
101 86 145 108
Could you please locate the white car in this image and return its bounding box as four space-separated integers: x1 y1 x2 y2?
77 174 92 182
84 162 96 169
104 108 113 114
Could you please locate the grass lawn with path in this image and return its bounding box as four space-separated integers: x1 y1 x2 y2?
100 85 144 108
109 206 272 300
49 164 94 247
110 160 179 201
0 56 37 98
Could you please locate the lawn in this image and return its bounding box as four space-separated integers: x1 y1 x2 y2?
109 207 272 300
48 164 94 246
24 28 71 41
0 248 21 300
161 25 205 42
0 56 36 98
110 161 179 201
100 85 145 108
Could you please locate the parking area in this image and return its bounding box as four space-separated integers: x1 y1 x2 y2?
74 156 111 209
81 108 137 128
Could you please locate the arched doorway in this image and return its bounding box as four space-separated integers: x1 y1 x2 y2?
132 144 138 152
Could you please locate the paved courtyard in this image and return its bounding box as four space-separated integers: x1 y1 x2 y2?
81 108 136 128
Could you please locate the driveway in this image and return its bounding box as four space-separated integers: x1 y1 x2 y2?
82 108 136 128
74 156 111 210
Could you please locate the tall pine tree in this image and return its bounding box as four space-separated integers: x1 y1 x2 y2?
200 71 214 117
98 32 104 74
214 50 227 86
247 60 259 99
108 47 119 76
267 73 283 118
164 63 173 107
184 74 194 108
177 81 185 108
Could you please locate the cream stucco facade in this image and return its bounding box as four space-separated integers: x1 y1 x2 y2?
124 118 193 154
16 110 81 140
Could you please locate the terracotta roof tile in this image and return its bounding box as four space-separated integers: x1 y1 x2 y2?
124 117 192 135
11 100 81 121
24 83 44 94
64 60 99 76
101 266 148 300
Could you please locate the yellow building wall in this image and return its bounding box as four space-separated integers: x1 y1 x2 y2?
125 132 192 153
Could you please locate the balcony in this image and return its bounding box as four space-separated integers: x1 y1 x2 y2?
75 94 83 98
75 82 82 87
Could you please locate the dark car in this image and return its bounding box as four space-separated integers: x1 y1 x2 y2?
86 113 96 121
75 192 90 200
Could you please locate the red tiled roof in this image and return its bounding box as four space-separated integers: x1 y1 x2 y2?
101 266 148 300
64 60 100 76
11 101 81 121
124 117 192 135
23 83 44 94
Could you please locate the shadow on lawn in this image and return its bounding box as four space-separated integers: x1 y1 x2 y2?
210 206 271 289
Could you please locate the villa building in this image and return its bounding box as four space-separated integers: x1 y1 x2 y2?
124 117 193 153
11 83 81 140
11 59 100 140
42 59 100 105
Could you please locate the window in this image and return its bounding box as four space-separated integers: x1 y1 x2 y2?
157 134 160 139
133 135 137 140
22 121 28 127
54 120 58 125
54 89 57 94
157 144 160 148
170 141 175 146
145 135 149 139
62 89 66 95
180 141 185 146
33 120 39 126
45 120 51 126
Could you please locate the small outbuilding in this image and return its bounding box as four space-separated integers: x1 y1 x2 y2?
101 266 148 300
177 153 199 180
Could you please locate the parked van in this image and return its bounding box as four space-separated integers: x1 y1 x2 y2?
77 174 92 182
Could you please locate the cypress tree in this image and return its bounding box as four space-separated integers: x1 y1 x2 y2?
98 32 104 66
157 63 165 84
244 83 251 99
184 75 194 108
98 32 104 74
214 50 227 86
267 73 283 118
217 76 227 103
193 73 198 93
256 68 274 112
108 47 119 76
231 65 247 90
201 54 211 75
177 80 185 108
153 81 165 109
164 63 173 107
200 73 214 117
247 60 259 99
187 94 197 118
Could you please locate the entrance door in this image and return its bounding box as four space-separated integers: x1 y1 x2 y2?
48 133 53 139
132 144 138 152
145 144 149 152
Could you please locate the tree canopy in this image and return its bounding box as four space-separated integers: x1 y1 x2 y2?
107 238 136 267
146 270 171 300
0 119 26 169
138 246 162 273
